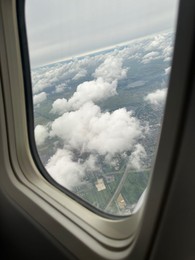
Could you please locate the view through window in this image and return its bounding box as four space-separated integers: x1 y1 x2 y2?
26 0 178 216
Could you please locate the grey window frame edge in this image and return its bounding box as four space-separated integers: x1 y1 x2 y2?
0 0 195 259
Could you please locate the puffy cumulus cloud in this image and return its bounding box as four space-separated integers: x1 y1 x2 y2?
112 32 172 63
73 68 87 81
51 79 117 115
46 149 85 189
128 144 146 170
32 68 59 94
55 83 66 93
35 125 49 146
32 55 100 94
84 154 100 172
117 43 143 61
146 34 166 50
50 102 143 156
51 55 128 114
141 51 161 64
143 32 174 63
32 63 71 94
33 92 47 106
145 88 167 107
86 107 143 156
51 98 68 115
163 46 173 62
69 78 117 110
45 150 101 189
47 100 147 188
94 56 127 82
144 32 172 51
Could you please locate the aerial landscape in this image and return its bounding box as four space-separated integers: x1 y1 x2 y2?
32 30 174 215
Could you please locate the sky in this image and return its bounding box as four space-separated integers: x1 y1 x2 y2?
25 0 178 68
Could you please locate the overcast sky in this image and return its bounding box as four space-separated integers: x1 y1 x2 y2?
25 0 178 67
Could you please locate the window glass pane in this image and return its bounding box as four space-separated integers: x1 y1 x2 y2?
25 0 178 216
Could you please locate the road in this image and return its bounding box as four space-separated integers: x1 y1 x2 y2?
104 166 149 211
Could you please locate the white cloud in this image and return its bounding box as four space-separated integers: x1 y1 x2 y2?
55 83 66 93
73 68 87 80
146 34 166 50
145 88 167 106
47 101 147 189
128 80 145 88
128 144 146 170
51 79 117 114
84 154 100 172
32 55 100 94
141 51 161 64
33 92 47 105
46 149 85 189
51 98 68 115
142 31 174 65
70 78 117 110
51 54 128 114
94 56 127 82
46 149 101 189
50 102 143 156
34 125 49 146
163 46 173 61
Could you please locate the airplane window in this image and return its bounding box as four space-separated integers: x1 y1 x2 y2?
25 0 178 216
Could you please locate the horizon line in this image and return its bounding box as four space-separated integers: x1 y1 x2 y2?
32 28 173 70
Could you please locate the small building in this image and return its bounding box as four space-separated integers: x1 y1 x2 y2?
117 194 126 209
95 178 106 191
